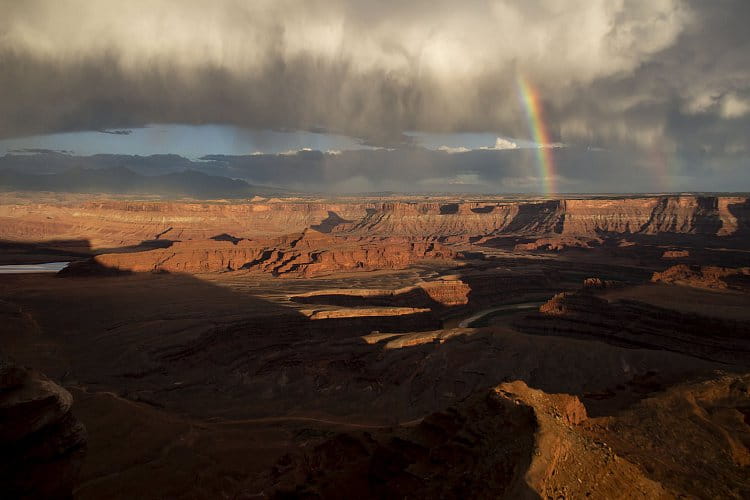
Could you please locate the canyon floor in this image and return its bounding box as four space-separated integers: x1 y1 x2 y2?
1 192 750 499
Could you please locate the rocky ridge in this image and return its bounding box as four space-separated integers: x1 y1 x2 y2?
89 230 456 276
519 288 750 364
651 264 750 291
0 358 87 499
1 196 748 250
4 194 749 276
268 381 665 499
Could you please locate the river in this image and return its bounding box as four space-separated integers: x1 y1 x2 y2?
456 302 544 328
0 262 70 274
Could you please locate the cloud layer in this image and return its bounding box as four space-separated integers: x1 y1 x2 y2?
1 2 744 141
0 0 748 191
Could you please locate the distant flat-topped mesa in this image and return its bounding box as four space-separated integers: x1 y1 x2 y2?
1 195 748 249
84 232 456 277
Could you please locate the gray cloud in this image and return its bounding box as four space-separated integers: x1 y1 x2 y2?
0 0 748 190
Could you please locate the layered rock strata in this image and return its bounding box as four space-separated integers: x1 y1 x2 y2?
519 290 750 364
2 196 749 250
651 264 750 291
87 231 456 276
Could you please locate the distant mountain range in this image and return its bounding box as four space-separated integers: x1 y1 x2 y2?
0 166 285 199
5 147 737 195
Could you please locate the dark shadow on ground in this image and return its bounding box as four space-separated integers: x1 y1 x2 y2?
0 236 177 265
310 211 353 233
290 286 450 310
0 238 93 265
439 203 459 214
210 233 243 244
94 239 175 254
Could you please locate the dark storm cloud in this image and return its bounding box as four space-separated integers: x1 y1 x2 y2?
0 0 748 191
0 1 709 142
554 0 750 153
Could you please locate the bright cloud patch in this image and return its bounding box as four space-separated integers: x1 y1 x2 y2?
437 145 471 154
483 138 519 150
721 94 750 118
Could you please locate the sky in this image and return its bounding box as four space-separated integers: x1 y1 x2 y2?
1 0 749 193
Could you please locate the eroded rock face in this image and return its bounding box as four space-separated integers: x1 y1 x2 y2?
0 359 87 499
2 195 749 251
292 278 471 308
582 277 624 290
268 381 665 499
90 231 456 276
538 290 615 317
588 374 750 498
662 249 690 259
514 236 602 252
270 386 536 499
418 279 471 306
651 264 750 291
522 290 750 363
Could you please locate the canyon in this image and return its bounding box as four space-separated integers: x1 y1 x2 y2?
1 194 748 248
1 192 749 498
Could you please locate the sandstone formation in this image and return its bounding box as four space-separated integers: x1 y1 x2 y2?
523 290 750 363
559 196 740 235
2 261 747 498
2 195 749 251
651 264 750 291
587 374 750 498
514 235 602 251
292 278 471 308
89 230 456 276
269 381 665 499
0 358 87 499
3 194 750 276
582 277 624 289
662 249 689 258
2 192 750 499
300 307 431 320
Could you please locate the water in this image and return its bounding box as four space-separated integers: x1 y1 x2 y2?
0 262 70 274
457 302 544 328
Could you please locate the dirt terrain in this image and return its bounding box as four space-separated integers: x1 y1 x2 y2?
1 193 749 498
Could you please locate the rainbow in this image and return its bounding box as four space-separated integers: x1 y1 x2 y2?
516 74 557 195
